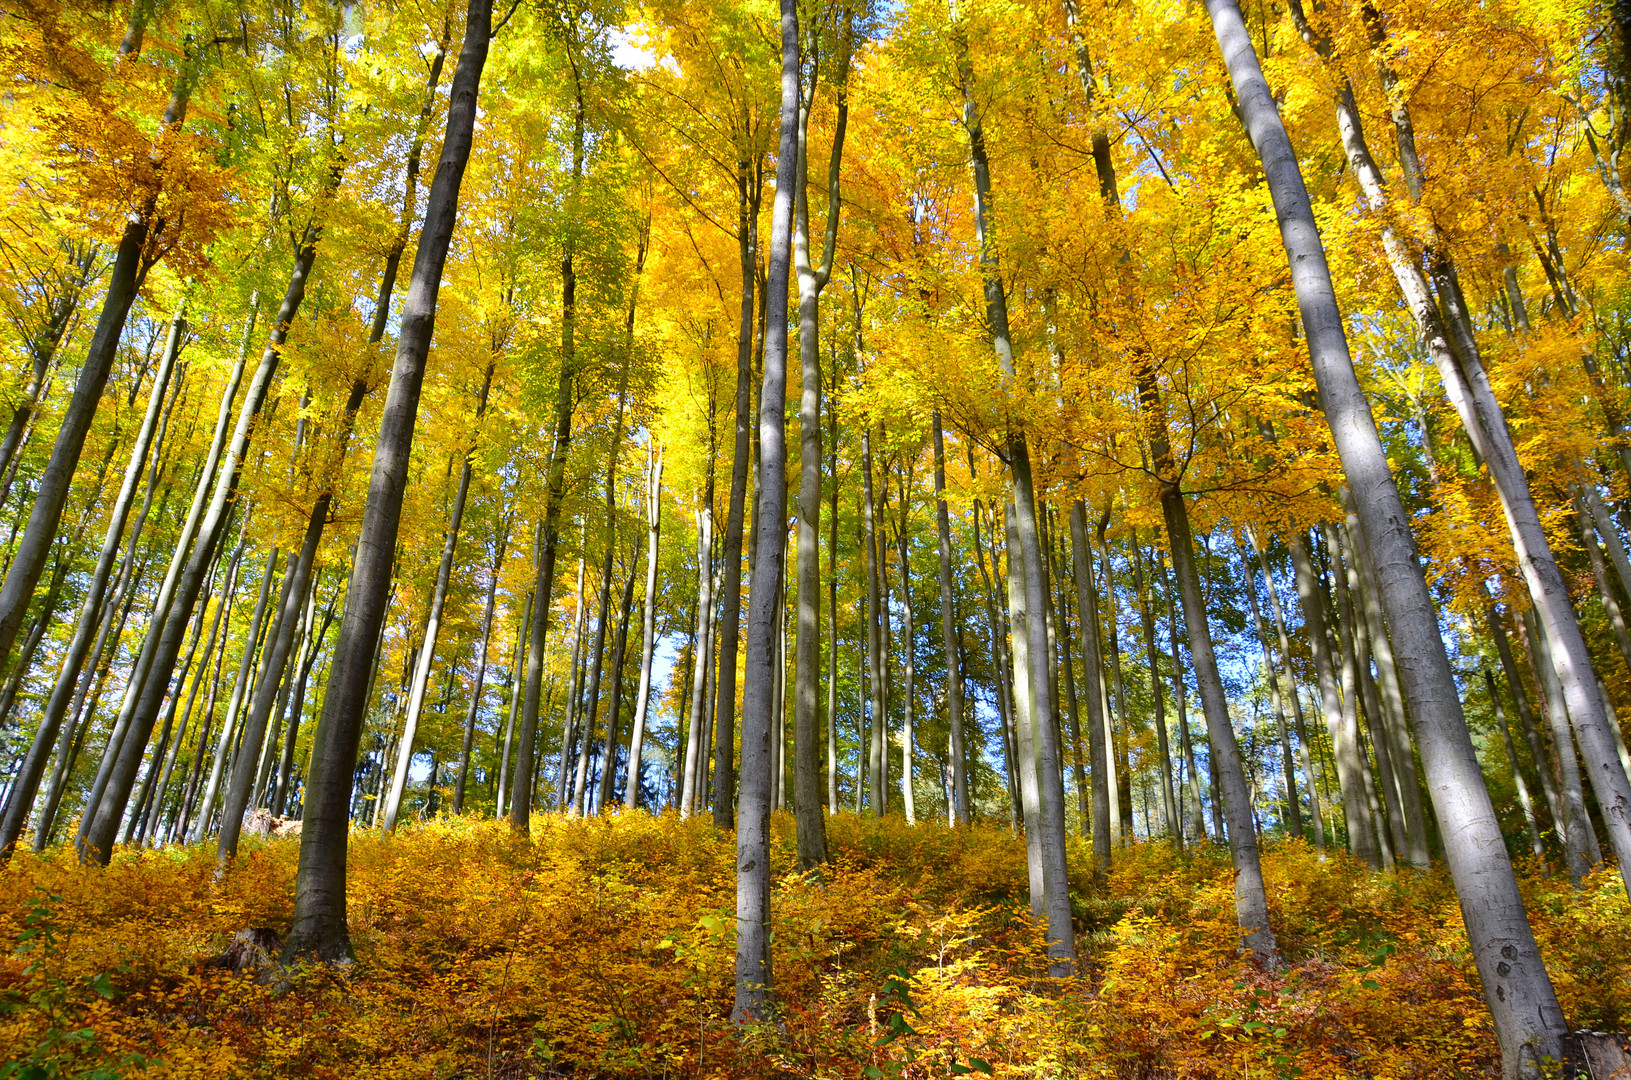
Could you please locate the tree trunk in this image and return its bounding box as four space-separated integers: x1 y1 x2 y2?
574 536 618 816
496 587 530 817
455 527 509 814
624 450 662 809
791 35 846 862
1130 537 1180 843
952 46 1076 959
1487 669 1546 862
896 468 917 826
1242 548 1302 842
932 413 969 826
1346 509 1430 864
1204 0 1569 1065
1161 482 1278 961
973 496 1019 827
1007 504 1041 857
1247 531 1327 850
383 368 493 831
1068 502 1111 863
827 394 841 814
284 0 491 961
712 157 763 836
862 429 885 815
731 0 798 1018
681 507 714 816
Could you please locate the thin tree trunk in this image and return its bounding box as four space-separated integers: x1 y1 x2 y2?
1488 669 1546 862
624 450 662 809
383 368 493 831
191 545 280 842
862 429 884 814
1242 548 1302 841
896 468 917 826
827 395 841 814
1133 537 1181 844
1069 502 1110 862
712 159 763 836
1204 0 1570 1064
284 0 491 961
1158 477 1278 961
574 541 617 816
496 588 531 817
455 527 509 814
1005 502 1045 883
791 34 846 863
931 413 969 826
681 507 714 816
1346 507 1430 864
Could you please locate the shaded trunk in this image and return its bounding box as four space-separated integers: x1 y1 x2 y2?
285 0 491 961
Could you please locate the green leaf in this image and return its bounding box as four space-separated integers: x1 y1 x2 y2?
950 1064 973 1076
88 972 115 999
1360 979 1380 991
970 1058 994 1075
863 1066 885 1078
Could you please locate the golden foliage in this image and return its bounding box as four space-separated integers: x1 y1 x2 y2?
2 815 1625 1077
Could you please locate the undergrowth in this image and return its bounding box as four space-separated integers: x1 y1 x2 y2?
0 813 1624 1078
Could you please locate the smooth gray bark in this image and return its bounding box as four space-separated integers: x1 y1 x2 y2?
896 469 917 825
1069 502 1111 865
1162 490 1277 961
619 450 658 812
934 413 969 825
1204 0 1569 1066
455 528 508 814
731 0 798 1018
680 507 713 816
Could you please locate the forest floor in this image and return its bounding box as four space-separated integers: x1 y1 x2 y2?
0 814 1626 1079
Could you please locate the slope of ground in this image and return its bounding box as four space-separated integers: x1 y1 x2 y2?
1 814 1626 1078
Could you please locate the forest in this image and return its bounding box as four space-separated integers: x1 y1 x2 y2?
1 0 1630 1076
